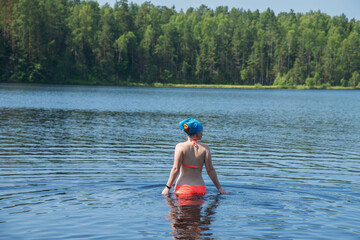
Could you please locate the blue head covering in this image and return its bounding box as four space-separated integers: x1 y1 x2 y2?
179 118 203 137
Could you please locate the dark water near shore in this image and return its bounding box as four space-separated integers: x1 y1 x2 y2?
1 83 360 239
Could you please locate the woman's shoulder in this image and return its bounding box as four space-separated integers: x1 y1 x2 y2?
175 141 210 151
199 142 210 150
175 142 187 149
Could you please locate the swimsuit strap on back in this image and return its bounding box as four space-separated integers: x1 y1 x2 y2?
182 138 203 169
190 138 200 146
181 163 203 169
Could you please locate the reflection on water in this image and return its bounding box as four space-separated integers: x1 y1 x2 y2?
165 194 219 239
1 84 360 239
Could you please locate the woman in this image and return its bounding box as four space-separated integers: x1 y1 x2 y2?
161 118 227 195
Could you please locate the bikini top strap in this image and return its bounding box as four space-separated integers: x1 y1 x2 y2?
181 163 203 169
190 138 200 146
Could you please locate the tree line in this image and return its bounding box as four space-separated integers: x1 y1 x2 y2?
1 0 360 87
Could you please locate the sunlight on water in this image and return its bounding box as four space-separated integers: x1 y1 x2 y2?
1 83 360 239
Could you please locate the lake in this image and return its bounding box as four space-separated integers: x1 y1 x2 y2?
0 83 359 239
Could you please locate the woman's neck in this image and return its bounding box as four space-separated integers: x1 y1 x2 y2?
188 137 200 145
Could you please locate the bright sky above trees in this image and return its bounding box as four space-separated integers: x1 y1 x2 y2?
97 0 360 20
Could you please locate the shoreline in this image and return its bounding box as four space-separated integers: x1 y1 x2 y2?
2 81 359 90
149 83 359 90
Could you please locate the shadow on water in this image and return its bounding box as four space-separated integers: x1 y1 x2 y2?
164 194 221 240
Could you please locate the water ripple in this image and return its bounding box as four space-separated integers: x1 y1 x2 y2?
1 85 360 239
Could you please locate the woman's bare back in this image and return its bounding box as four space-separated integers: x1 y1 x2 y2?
175 141 208 186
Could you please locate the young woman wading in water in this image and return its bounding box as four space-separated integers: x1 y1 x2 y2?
161 118 228 196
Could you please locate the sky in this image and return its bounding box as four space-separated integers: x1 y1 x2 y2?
96 0 360 20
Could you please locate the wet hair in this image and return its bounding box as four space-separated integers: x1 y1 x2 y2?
183 124 190 134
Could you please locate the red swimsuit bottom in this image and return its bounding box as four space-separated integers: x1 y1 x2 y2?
174 184 206 196
175 161 206 196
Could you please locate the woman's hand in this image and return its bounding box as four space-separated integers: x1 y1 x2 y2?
161 187 171 195
218 187 228 194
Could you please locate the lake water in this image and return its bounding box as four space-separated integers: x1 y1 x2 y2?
0 83 360 239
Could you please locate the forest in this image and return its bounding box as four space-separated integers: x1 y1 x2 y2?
1 0 360 88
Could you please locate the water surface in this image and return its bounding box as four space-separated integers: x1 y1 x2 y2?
1 83 360 239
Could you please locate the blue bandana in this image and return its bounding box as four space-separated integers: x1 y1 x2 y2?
179 118 203 136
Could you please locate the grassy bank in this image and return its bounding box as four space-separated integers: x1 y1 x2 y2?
134 82 360 90
4 80 359 90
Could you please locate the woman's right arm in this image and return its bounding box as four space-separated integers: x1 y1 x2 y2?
204 146 228 194
161 144 183 195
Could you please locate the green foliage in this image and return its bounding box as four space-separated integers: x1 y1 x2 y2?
286 77 295 88
349 71 359 88
0 0 359 86
306 77 315 88
273 73 283 86
340 78 347 87
254 83 262 88
313 72 321 86
240 69 249 83
320 82 332 89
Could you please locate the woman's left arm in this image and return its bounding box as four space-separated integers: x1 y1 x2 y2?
161 144 183 195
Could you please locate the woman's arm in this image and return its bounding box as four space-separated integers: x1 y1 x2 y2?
161 144 183 195
204 146 228 194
